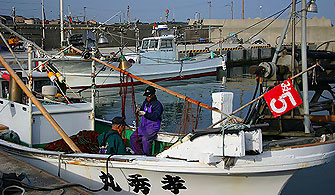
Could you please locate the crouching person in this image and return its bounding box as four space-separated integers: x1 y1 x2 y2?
98 116 128 155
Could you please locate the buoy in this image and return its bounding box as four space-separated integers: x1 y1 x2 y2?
47 72 57 82
55 72 65 83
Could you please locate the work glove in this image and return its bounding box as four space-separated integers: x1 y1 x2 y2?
138 111 146 116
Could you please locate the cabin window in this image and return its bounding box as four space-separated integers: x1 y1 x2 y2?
149 40 158 49
142 40 149 49
160 40 173 49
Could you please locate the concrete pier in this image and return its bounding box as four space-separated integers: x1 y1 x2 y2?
0 150 89 195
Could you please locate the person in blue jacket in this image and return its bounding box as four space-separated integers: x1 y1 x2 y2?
130 86 163 155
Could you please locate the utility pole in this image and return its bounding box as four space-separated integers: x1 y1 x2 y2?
208 1 211 19
242 0 244 19
84 7 87 23
231 1 233 19
226 1 233 19
208 1 212 42
127 5 130 24
172 8 175 22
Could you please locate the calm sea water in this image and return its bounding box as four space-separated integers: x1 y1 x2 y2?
91 66 255 133
81 65 334 195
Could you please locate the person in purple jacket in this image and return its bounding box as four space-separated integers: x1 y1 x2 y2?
130 86 163 155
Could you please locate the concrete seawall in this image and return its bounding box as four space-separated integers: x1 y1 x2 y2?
190 17 335 51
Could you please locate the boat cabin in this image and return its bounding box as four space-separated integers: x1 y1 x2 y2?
138 35 177 64
0 70 52 100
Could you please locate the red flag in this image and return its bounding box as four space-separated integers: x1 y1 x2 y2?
0 72 10 81
264 79 303 118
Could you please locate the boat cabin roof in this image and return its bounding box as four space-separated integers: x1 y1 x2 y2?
142 35 174 41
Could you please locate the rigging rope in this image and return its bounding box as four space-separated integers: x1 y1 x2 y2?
178 101 202 135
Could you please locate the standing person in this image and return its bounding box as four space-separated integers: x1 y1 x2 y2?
130 86 163 155
98 116 127 155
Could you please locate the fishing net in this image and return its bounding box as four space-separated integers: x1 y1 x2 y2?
44 130 99 153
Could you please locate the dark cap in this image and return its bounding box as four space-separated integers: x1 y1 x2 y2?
143 86 156 97
111 116 127 126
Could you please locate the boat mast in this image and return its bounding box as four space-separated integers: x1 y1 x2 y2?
27 45 33 147
60 0 65 47
291 0 296 76
41 0 45 50
301 0 311 133
91 48 96 130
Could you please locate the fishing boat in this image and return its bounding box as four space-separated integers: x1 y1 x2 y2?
1 1 335 194
55 33 224 89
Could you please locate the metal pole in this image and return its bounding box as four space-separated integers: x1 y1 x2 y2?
84 7 87 23
135 27 140 63
91 48 96 130
242 0 244 19
60 0 64 47
208 0 212 42
12 7 15 24
301 0 311 133
291 0 296 76
208 1 211 19
28 46 33 147
41 0 45 49
0 55 81 152
67 5 72 35
272 10 293 64
231 1 233 19
219 28 222 56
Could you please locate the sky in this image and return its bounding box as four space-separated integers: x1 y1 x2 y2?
1 0 334 24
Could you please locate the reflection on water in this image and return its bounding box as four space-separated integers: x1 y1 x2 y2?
92 66 256 133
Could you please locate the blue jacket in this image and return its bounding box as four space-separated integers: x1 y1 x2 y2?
140 96 163 121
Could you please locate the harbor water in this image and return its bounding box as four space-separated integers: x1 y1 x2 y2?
83 65 334 195
91 66 255 133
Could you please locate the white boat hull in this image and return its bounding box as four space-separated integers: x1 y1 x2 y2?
57 58 224 89
1 138 335 195
0 98 93 145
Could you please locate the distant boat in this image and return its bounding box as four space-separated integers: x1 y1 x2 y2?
55 34 224 89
